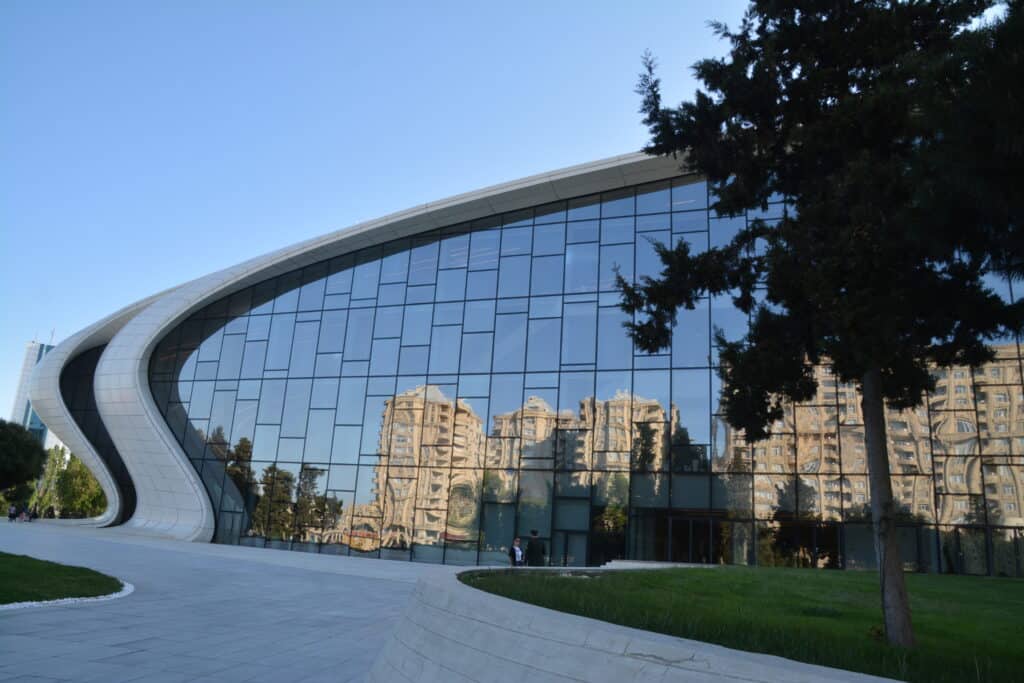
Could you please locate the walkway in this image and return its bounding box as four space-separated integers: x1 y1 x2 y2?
0 523 446 682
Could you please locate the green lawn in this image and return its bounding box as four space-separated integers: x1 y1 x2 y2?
461 567 1024 682
0 552 122 605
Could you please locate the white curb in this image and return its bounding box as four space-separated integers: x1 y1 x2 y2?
0 581 134 612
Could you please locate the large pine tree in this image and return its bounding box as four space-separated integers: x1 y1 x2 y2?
620 0 1022 647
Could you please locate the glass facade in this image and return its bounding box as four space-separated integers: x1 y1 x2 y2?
147 176 1024 574
60 345 137 520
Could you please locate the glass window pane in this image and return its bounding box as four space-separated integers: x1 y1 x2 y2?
436 269 467 301
636 180 671 214
601 217 634 244
518 471 553 538
217 335 245 380
399 346 429 375
598 307 632 370
672 178 707 211
463 300 495 332
409 238 440 285
501 227 532 256
600 244 633 291
527 318 560 371
636 232 670 282
400 304 432 346
336 377 366 425
498 255 530 298
565 243 598 293
331 426 361 464
601 188 634 218
440 233 470 269
257 379 286 424
380 244 410 283
289 321 319 377
533 224 565 255
673 302 710 367
460 333 493 373
344 309 374 360
531 255 564 296
317 310 347 353
561 302 597 365
351 259 381 300
429 326 462 374
370 339 400 375
493 314 527 372
281 379 312 437
304 410 334 463
567 194 600 221
466 270 498 300
469 230 500 270
265 314 295 370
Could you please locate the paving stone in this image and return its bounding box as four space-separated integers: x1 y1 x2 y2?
0 523 433 683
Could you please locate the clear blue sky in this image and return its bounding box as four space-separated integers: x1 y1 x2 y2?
0 0 747 418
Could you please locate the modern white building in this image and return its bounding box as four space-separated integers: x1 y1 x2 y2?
28 153 1024 575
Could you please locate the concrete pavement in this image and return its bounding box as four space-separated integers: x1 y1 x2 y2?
0 523 446 683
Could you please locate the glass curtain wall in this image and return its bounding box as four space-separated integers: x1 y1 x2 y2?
148 176 1024 574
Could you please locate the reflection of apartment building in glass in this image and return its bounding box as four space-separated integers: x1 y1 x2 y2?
28 153 1024 576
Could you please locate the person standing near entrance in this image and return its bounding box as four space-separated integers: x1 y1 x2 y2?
508 537 524 567
525 529 545 567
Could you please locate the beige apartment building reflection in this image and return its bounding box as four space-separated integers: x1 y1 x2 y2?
329 385 680 552
317 345 1022 555
715 345 1024 528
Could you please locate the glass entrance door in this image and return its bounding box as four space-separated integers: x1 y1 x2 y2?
669 517 712 563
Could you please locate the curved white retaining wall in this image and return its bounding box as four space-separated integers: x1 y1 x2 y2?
27 293 169 527
369 569 896 683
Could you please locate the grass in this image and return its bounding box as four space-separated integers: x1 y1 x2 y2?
460 567 1024 682
0 552 122 605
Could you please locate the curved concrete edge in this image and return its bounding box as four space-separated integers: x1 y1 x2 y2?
368 568 897 683
0 581 134 612
26 293 168 527
92 152 685 543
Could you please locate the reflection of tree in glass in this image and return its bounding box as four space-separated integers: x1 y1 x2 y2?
631 423 657 472
670 425 706 473
590 473 629 564
446 482 479 541
251 465 295 540
757 476 821 567
225 438 258 515
206 426 230 460
294 466 325 532
715 451 751 563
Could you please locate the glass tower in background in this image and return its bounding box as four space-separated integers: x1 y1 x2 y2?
9 340 62 449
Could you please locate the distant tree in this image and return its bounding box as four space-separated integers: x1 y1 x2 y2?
620 1 1022 647
0 419 48 492
30 446 67 517
56 454 106 518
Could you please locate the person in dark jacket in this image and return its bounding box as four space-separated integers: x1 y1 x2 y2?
508 537 524 567
525 529 545 567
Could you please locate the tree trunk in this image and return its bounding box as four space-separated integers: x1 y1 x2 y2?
861 368 915 648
